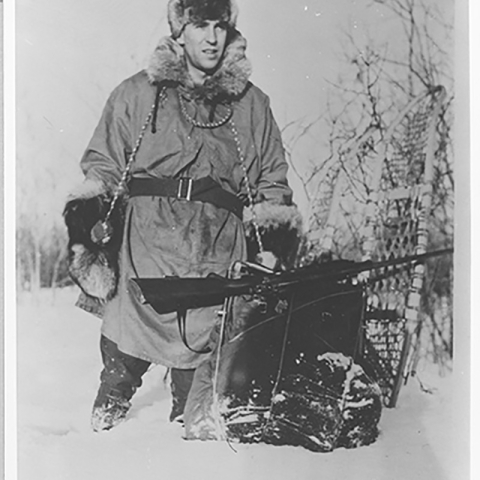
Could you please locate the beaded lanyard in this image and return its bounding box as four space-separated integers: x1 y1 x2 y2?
91 89 166 245
178 94 232 128
228 119 265 254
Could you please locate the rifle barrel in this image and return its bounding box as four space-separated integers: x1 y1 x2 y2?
264 248 453 292
131 248 453 314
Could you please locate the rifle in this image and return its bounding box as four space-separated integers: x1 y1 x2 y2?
129 248 453 315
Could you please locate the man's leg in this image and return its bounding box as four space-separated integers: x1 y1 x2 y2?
92 335 151 432
169 368 195 422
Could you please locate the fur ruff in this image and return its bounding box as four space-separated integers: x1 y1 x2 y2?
146 32 251 102
168 0 239 39
243 202 303 233
69 245 118 301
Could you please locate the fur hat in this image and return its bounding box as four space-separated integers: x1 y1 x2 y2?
168 0 239 38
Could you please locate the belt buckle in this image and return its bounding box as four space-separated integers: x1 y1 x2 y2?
177 177 193 201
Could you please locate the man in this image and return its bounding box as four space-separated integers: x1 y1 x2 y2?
64 0 301 432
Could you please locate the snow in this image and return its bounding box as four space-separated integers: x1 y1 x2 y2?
16 288 459 480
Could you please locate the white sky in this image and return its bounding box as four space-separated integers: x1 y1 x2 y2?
15 0 455 220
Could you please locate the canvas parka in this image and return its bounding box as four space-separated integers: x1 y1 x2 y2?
73 31 301 369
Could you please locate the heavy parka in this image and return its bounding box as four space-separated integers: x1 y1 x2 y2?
73 31 301 369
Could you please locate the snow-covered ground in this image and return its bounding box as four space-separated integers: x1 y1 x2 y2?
16 288 460 480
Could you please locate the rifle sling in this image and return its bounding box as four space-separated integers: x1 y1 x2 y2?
176 309 212 355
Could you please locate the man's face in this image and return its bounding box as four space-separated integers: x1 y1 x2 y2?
178 19 228 80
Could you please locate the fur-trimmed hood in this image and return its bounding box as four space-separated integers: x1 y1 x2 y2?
146 32 251 102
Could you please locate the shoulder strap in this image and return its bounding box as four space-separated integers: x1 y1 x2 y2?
93 86 166 246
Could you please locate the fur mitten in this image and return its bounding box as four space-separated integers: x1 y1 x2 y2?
243 202 304 270
63 180 126 301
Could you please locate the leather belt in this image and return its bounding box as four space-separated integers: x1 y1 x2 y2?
129 176 244 219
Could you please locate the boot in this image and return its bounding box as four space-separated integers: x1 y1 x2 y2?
91 384 131 432
91 335 150 432
169 368 195 423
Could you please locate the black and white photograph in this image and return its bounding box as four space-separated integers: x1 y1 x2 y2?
6 0 471 479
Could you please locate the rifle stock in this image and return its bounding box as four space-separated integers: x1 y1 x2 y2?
130 248 453 315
